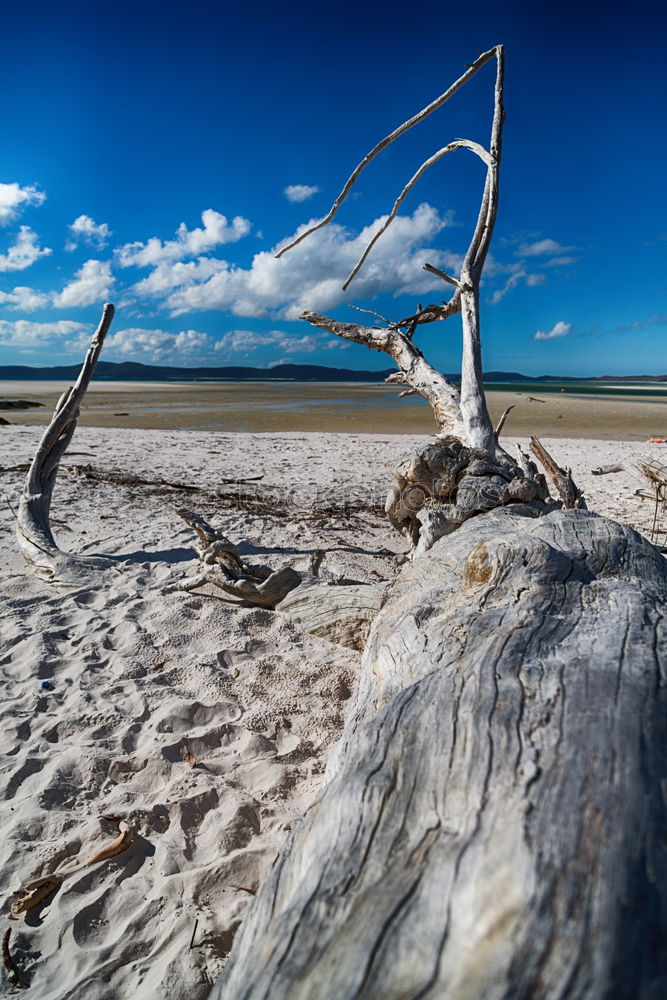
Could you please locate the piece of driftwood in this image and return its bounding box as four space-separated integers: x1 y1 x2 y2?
591 463 625 475
529 435 586 510
277 581 387 650
213 508 667 999
15 304 116 584
10 820 134 917
173 508 301 608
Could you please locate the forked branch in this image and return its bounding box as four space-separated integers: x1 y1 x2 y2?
284 46 505 456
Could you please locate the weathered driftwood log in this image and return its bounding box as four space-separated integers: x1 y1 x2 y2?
15 303 116 584
213 508 667 999
174 508 301 608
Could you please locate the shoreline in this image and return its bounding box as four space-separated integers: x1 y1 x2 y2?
2 379 667 439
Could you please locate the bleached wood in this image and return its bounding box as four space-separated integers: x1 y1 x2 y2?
302 311 465 438
342 139 492 291
277 581 387 650
15 303 116 583
174 508 301 608
213 509 667 1000
529 436 587 509
274 47 501 259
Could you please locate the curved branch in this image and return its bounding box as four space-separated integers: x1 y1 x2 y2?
301 311 464 437
16 303 116 583
274 47 500 259
342 139 492 291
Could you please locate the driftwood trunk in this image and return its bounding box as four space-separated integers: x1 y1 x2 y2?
212 508 667 999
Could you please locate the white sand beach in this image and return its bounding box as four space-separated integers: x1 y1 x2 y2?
0 426 665 998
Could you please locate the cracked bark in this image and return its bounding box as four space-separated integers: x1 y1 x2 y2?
212 509 667 999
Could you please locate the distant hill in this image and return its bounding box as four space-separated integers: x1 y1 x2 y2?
0 360 666 383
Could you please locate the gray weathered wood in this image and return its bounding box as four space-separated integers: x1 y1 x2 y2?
212 508 667 999
15 303 116 583
277 581 387 650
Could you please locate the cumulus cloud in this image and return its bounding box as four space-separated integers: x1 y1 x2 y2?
0 227 52 272
98 326 212 363
0 319 86 346
283 184 320 203
517 238 577 257
0 182 45 225
159 202 457 320
66 215 112 251
131 257 229 297
116 209 251 268
213 328 345 359
533 320 572 341
0 285 50 311
53 259 114 308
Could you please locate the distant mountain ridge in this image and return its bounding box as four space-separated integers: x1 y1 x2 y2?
1 361 666 383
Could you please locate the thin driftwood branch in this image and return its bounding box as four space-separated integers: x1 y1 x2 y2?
529 436 587 509
494 403 516 440
16 303 116 583
342 139 492 291
422 262 462 288
274 47 500 259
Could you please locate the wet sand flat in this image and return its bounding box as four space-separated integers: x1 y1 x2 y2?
2 379 667 439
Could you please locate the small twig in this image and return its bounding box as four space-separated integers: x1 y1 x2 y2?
219 475 265 485
189 919 199 949
2 927 28 989
347 304 393 326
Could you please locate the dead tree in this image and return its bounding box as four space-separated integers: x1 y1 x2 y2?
277 45 581 548
212 46 667 999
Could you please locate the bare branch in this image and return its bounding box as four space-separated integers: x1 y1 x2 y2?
275 47 500 259
301 311 464 437
423 263 462 288
342 139 491 291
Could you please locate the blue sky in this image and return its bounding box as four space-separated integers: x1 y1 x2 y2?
1 0 665 376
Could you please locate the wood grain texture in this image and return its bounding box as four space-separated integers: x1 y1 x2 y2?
212 509 667 1000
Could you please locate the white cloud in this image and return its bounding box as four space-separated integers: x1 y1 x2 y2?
212 328 342 359
533 320 572 341
98 326 212 363
544 255 578 268
131 257 229 297
490 269 545 304
0 319 86 346
517 238 576 257
0 182 45 225
161 202 458 320
284 184 320 203
66 214 112 250
0 227 52 272
0 285 50 311
53 259 114 308
116 209 251 268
